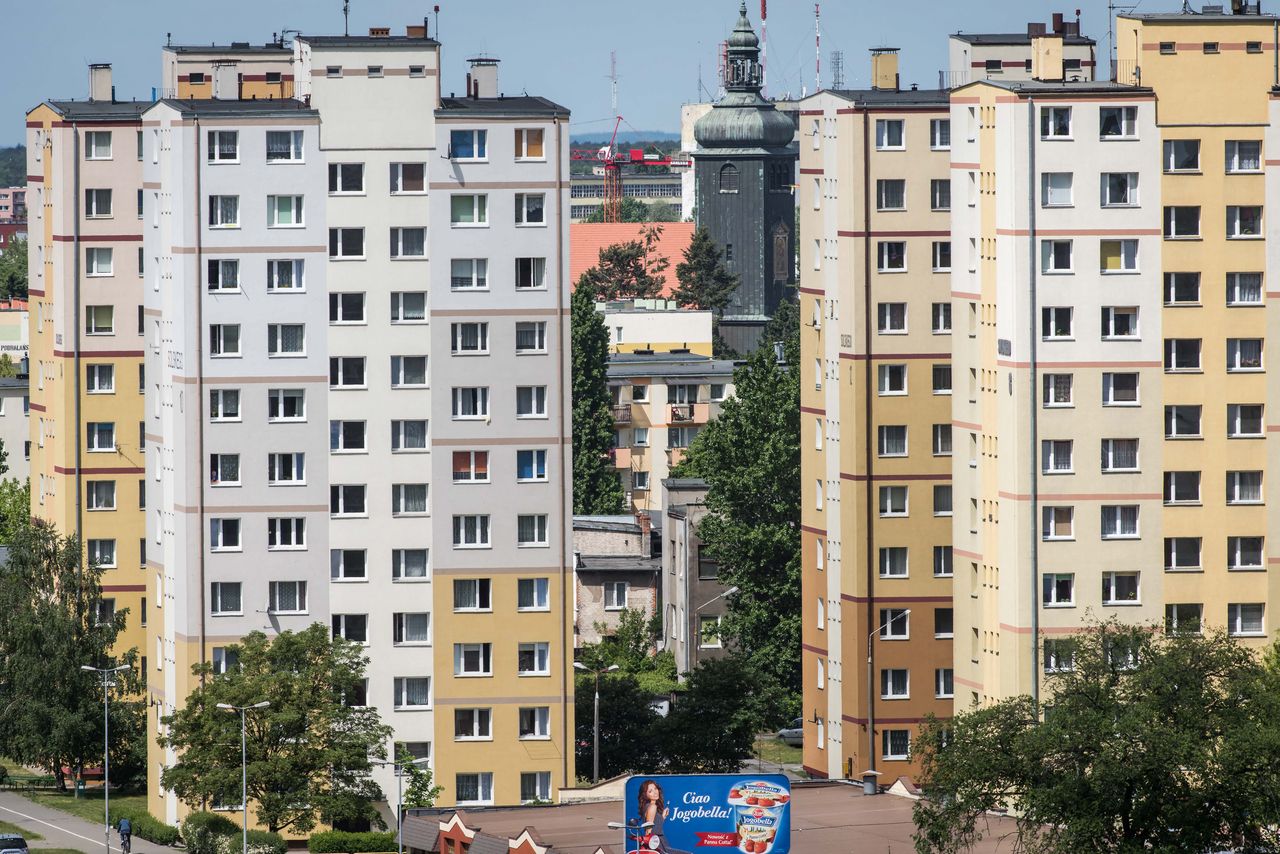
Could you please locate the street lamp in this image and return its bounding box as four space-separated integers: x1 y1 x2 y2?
216 701 270 854
81 664 130 854
372 754 431 854
572 662 620 783
865 609 910 786
695 585 738 611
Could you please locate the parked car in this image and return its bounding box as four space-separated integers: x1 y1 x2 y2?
777 718 803 747
0 834 29 854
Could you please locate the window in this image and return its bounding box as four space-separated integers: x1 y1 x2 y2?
390 227 426 258
879 608 909 639
449 129 487 160
933 484 953 516
518 514 549 547
881 668 909 699
391 419 428 452
451 258 488 290
86 248 114 276
1164 206 1200 238
267 259 304 291
1042 506 1074 540
86 364 114 394
516 321 547 353
207 195 239 228
86 422 115 452
1228 404 1264 438
1101 504 1139 538
454 642 493 676
1226 140 1262 174
717 163 740 193
600 579 631 610
267 323 305 356
1164 603 1203 635
1228 536 1264 571
1165 405 1201 438
1163 471 1201 504
452 387 489 419
1101 173 1138 207
451 194 488 226
877 302 906 333
1227 273 1263 306
209 324 240 357
517 449 548 481
1041 439 1073 473
328 162 364 193
391 355 428 387
1099 106 1137 138
1041 172 1073 207
85 131 112 159
329 421 366 454
1227 338 1264 372
390 484 428 516
1164 139 1200 172
87 480 116 510
85 188 112 218
394 677 431 709
268 580 307 614
931 241 952 272
210 518 241 551
86 305 113 334
1164 339 1201 372
267 518 305 550
932 364 952 394
515 193 546 225
930 303 952 334
520 707 551 741
1044 639 1074 673
210 389 240 421
267 452 305 485
1161 272 1198 306
928 178 950 211
453 515 491 548
876 179 905 211
391 292 426 322
455 773 493 805
516 385 548 417
1227 470 1263 504
1227 205 1263 239
329 292 365 324
267 195 303 228
878 364 906 395
882 730 910 761
393 612 431 645
454 707 492 740
331 613 368 644
877 425 907 457
390 162 425 193
1248 40 1264 53
392 549 429 581
879 547 908 578
1040 106 1071 138
1042 307 1073 339
516 256 547 289
930 119 950 149
877 241 906 271
518 642 551 675
452 451 489 483
212 647 240 675
1041 239 1073 273
451 322 489 354
879 485 907 516
265 130 303 162
210 581 242 614
329 228 365 259
1165 537 1202 571
933 546 953 577
267 389 305 422
209 453 241 486
1042 573 1074 606
932 424 952 456
1043 374 1073 407
1101 306 1138 338
516 579 552 613
330 484 367 516
207 259 240 292
1227 603 1265 637
1204 41 1220 54
515 128 545 160
875 119 904 149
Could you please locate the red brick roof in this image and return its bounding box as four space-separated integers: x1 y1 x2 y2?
569 221 695 297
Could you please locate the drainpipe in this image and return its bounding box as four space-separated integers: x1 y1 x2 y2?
72 123 83 545
193 115 208 679
553 113 571 791
1027 99 1040 707
861 106 877 774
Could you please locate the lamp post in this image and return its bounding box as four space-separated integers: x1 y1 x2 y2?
81 664 130 854
216 701 270 854
866 609 910 784
572 662 619 783
372 755 431 854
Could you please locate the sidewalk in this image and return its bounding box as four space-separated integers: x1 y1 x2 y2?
0 791 172 853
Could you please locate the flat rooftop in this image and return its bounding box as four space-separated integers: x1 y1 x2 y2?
165 43 292 56
153 98 317 118
607 352 737 380
42 100 151 121
437 95 569 118
826 88 949 107
951 31 1095 45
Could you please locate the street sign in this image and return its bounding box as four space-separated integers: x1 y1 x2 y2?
623 774 792 853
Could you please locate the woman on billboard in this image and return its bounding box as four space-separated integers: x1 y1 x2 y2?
634 780 691 854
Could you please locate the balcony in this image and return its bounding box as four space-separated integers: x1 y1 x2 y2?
612 447 632 469
612 404 633 424
667 448 688 467
669 403 710 424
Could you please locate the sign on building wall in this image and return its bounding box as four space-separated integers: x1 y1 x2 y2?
624 775 791 853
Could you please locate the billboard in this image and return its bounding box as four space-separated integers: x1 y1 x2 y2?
623 774 791 854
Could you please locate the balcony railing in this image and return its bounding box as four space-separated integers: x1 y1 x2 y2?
669 404 693 423
612 404 632 424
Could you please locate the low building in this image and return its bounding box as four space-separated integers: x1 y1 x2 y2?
569 172 683 222
0 376 30 481
0 188 26 222
945 13 1097 88
600 301 712 357
0 222 26 253
572 515 659 649
660 477 730 674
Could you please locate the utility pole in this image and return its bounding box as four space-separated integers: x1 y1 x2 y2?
81 665 129 854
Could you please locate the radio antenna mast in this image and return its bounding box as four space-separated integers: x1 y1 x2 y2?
760 0 768 96
814 4 822 92
608 51 619 115
343 0 351 36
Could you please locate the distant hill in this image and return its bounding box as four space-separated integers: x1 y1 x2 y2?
0 147 24 188
572 130 681 145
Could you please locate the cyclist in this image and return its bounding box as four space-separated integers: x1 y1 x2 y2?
117 816 132 853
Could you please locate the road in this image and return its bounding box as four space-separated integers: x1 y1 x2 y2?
0 791 169 853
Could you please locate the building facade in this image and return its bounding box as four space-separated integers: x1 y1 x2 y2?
0 187 26 222
661 477 731 674
569 173 683 223
945 15 1097 88
572 515 659 649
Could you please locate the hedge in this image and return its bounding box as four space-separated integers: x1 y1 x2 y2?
307 830 397 853
110 805 181 846
181 811 241 854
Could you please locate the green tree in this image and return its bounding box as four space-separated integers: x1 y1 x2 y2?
571 282 625 515
671 314 801 723
0 355 16 378
673 227 741 359
397 746 442 809
0 477 30 543
646 201 680 222
913 621 1280 854
574 672 664 781
159 626 392 834
0 521 143 788
0 238 28 300
0 147 24 189
658 657 758 773
585 197 651 224
576 228 668 302
579 607 677 694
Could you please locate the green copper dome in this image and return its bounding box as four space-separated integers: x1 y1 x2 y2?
693 2 793 150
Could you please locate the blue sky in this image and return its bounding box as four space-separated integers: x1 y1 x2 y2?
5 0 1116 144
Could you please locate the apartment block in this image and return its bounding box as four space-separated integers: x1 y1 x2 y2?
797 51 954 781
161 41 295 100
26 67 149 667
945 14 1097 88
0 187 27 222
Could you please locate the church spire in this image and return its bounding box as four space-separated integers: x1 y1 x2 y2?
725 1 762 92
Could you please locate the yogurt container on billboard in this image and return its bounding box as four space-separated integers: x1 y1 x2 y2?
727 780 789 853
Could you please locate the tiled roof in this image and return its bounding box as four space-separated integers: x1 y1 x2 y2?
570 221 696 297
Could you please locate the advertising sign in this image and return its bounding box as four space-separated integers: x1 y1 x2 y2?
623 774 792 854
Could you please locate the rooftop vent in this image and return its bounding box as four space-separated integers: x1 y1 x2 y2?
231 41 250 48
369 26 390 37
1027 21 1047 35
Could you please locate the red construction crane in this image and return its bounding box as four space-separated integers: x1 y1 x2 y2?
570 116 691 223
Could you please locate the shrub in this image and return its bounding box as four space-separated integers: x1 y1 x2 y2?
111 806 181 846
242 830 287 854
307 830 397 853
182 811 240 854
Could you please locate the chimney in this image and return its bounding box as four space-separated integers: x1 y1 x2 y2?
1027 21 1047 36
88 64 112 103
1031 33 1065 81
1052 12 1065 32
635 512 653 558
406 24 426 38
467 56 500 98
870 48 900 92
368 26 391 37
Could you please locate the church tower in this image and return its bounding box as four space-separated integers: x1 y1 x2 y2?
693 2 797 353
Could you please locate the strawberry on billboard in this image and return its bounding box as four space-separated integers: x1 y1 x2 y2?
623 774 792 854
